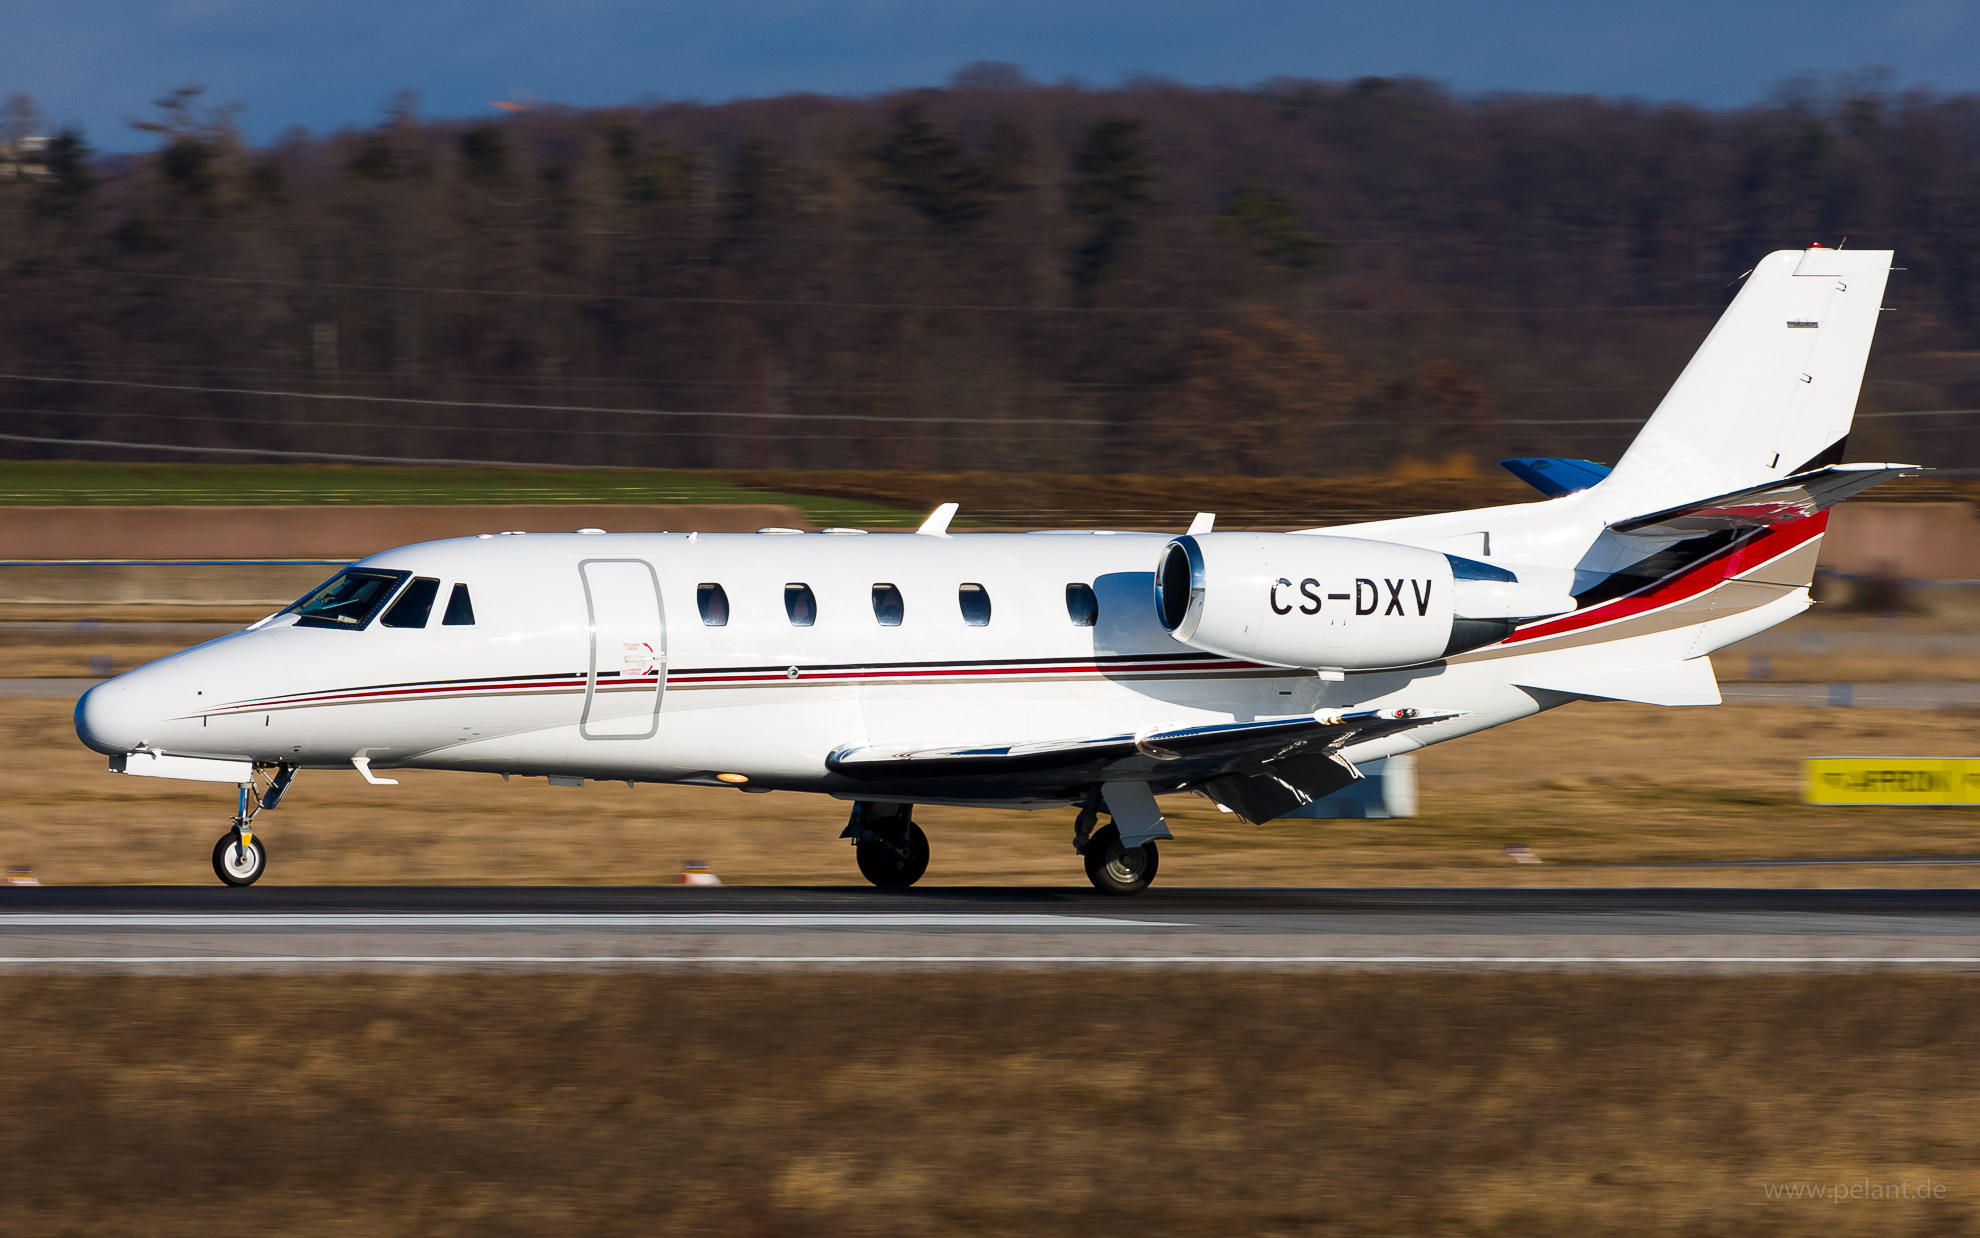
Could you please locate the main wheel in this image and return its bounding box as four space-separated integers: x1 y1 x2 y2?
1083 823 1158 896
212 831 267 887
855 821 929 888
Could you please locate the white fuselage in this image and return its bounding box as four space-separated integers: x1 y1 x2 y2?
73 520 1812 810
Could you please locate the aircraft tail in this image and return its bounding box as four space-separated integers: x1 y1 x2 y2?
1597 246 1894 513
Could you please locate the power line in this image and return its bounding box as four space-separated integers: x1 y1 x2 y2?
1 405 1097 444
0 372 1112 426
0 432 644 469
17 264 1725 317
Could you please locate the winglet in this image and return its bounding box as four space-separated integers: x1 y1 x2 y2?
917 502 958 537
1186 512 1215 535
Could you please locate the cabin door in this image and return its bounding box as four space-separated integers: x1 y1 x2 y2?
579 559 665 740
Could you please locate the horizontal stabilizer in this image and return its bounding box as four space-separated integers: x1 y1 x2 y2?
1501 457 1613 498
1514 657 1721 707
1608 463 1918 539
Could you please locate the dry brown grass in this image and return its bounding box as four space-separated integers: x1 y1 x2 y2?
7 696 1980 886
2 972 1977 1236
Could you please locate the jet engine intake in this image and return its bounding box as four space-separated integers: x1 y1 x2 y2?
1154 533 1574 671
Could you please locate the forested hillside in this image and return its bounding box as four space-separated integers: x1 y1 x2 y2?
4 71 1980 477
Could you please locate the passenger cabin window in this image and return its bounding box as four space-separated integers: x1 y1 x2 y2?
872 583 904 627
785 583 817 627
442 583 476 626
285 569 409 631
958 583 992 627
698 582 730 627
1066 582 1099 627
381 577 440 628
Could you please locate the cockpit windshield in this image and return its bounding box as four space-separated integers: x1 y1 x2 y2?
284 569 411 631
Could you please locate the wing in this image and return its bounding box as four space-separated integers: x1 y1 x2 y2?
826 708 1456 822
1609 462 1918 539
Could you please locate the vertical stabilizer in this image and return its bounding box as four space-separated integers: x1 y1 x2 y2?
1600 247 1892 511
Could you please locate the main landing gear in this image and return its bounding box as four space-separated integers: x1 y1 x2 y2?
212 765 296 887
1073 806 1160 896
842 801 930 888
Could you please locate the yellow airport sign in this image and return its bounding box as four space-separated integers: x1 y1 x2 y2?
1803 758 1980 805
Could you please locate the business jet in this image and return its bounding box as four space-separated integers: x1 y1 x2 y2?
75 246 1913 893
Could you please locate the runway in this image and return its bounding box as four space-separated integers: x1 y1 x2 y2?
9 886 1980 969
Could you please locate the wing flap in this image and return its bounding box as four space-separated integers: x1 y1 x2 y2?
827 708 1456 789
1201 750 1363 824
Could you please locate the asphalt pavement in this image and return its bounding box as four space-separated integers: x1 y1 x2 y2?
7 886 1980 969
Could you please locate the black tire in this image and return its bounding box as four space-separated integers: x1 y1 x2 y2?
1083 823 1158 896
212 831 267 887
856 821 930 888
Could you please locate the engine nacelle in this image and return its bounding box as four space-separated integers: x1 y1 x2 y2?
1155 533 1573 671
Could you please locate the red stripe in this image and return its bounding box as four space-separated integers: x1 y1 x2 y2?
218 677 592 712
216 655 1273 712
670 659 1265 685
1503 512 1828 646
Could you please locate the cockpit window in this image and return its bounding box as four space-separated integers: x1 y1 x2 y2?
442 583 476 626
381 577 440 628
285 569 410 631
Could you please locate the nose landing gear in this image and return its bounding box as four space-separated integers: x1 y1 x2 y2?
211 765 295 888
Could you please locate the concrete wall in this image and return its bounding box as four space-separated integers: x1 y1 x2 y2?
0 504 809 563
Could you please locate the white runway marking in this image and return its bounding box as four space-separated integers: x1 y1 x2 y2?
6 955 1980 967
0 912 1177 929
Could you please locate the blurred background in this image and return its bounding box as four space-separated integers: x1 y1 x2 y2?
5 59 1980 491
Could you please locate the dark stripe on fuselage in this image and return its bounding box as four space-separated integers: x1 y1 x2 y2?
200 652 1283 716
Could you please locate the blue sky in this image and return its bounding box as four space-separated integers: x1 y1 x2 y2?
3 0 1978 149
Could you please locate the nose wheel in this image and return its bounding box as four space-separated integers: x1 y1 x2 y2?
213 831 267 886
208 765 294 887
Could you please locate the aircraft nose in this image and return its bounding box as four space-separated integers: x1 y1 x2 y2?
74 666 177 755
